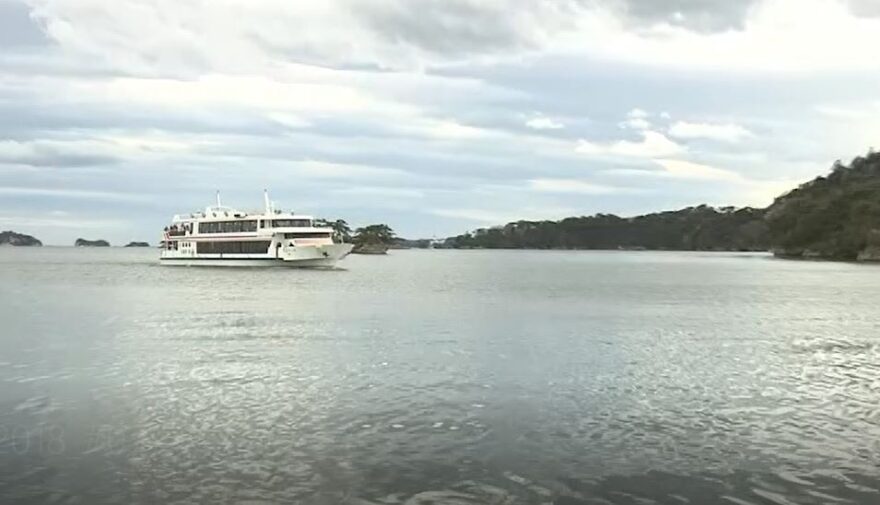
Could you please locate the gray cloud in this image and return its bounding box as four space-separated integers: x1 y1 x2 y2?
614 0 880 29
613 0 761 31
0 101 286 140
0 140 120 168
351 0 760 61
351 0 572 56
847 0 880 17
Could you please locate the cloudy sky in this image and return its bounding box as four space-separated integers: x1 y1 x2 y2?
2 0 880 244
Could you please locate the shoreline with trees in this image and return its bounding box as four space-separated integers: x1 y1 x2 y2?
441 151 880 262
5 151 880 262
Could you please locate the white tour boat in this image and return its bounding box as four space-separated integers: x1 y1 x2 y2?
159 192 353 267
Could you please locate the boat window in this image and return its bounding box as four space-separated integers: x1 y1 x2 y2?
196 241 271 254
270 219 311 228
284 232 331 239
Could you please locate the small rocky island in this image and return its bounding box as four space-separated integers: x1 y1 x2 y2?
0 230 42 246
352 243 391 255
75 238 110 247
351 224 395 255
124 241 150 247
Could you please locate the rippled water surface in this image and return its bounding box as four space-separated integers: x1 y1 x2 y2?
1 248 879 504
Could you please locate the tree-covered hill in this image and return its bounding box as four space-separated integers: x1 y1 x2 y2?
445 205 768 251
766 151 880 260
443 150 880 261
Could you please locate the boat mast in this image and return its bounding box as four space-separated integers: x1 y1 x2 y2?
216 190 222 208
264 189 271 214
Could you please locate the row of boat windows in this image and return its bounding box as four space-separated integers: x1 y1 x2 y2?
196 241 271 254
271 219 312 228
283 232 331 239
169 236 328 254
198 220 258 234
197 219 313 234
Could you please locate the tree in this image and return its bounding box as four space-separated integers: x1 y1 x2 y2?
330 219 352 243
316 218 352 243
353 224 396 245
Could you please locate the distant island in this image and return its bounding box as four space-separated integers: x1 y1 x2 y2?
75 238 110 247
394 238 434 249
0 230 42 246
314 219 396 255
124 241 150 247
442 150 880 262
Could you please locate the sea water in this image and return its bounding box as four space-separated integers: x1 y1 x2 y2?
1 248 878 503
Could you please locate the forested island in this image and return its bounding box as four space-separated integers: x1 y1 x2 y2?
0 231 42 246
75 238 110 247
443 151 880 262
124 241 150 247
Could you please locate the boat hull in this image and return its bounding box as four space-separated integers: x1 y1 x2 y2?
159 243 353 268
159 258 340 268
